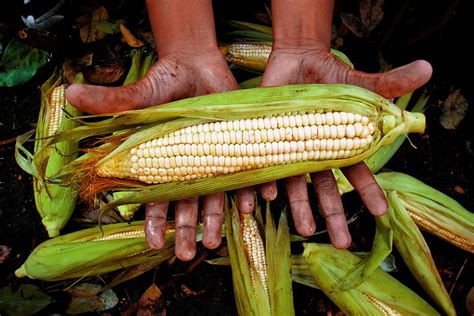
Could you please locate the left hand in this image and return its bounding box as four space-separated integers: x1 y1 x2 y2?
251 42 432 248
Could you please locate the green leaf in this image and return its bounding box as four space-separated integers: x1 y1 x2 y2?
0 39 49 87
0 284 52 315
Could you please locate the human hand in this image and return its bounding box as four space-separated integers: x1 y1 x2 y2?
66 0 238 261
242 0 433 248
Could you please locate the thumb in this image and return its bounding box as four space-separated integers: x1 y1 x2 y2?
66 62 190 114
346 60 433 99
66 81 152 114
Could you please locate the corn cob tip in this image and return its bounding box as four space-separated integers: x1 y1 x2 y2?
15 265 28 278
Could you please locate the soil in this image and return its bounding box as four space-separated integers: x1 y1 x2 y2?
1 0 472 315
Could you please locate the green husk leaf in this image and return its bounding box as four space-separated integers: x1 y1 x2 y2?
385 191 455 315
265 205 294 315
123 49 143 85
334 213 393 291
303 243 439 315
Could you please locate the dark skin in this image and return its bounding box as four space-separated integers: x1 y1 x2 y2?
66 0 433 260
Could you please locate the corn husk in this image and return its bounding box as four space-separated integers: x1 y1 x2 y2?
383 190 456 315
303 243 439 315
225 198 294 315
15 71 82 237
14 221 195 281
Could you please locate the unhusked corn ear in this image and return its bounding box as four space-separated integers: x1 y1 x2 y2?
98 111 376 184
303 243 439 315
376 172 474 253
15 221 186 281
14 72 83 238
46 84 425 207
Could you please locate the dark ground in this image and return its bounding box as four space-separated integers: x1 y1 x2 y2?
1 0 473 315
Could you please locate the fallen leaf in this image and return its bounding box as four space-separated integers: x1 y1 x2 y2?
67 296 104 315
0 245 11 264
79 6 109 44
360 0 385 32
138 284 166 316
66 283 118 314
0 39 49 87
440 89 469 130
0 284 52 315
120 23 144 48
339 13 364 37
66 283 101 297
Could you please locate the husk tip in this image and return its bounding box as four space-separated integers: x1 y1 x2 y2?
15 265 28 278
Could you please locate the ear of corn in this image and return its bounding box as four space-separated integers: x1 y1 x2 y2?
14 221 195 281
219 43 354 73
376 172 473 252
221 20 355 72
43 84 425 210
384 190 456 315
15 71 82 237
303 243 439 315
225 198 294 316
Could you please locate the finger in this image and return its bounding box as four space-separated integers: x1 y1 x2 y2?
202 192 224 249
310 171 351 249
145 201 169 249
66 60 189 114
346 60 433 99
285 175 316 236
236 187 255 214
175 197 199 261
259 181 278 201
341 162 387 217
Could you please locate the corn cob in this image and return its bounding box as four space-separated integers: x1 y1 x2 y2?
15 72 82 237
241 213 268 293
220 42 354 73
40 84 425 209
303 243 439 315
98 110 379 184
14 221 190 281
220 43 271 72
